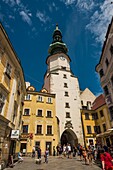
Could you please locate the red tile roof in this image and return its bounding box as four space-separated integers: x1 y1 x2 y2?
91 94 106 110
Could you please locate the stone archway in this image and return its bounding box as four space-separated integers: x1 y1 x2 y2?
61 129 78 147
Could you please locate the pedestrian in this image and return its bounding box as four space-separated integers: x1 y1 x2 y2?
32 146 35 158
45 148 49 163
56 144 59 156
67 143 72 159
63 144 67 157
82 148 88 165
36 146 41 164
18 151 23 162
100 148 113 170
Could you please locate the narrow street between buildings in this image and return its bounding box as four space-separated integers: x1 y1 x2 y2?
5 156 101 170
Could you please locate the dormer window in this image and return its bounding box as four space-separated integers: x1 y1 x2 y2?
105 58 109 67
110 44 113 55
99 69 104 78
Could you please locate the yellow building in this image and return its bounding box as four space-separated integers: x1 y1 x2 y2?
21 85 59 156
81 94 112 148
0 23 26 168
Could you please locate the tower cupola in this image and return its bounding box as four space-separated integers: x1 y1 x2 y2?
48 24 68 55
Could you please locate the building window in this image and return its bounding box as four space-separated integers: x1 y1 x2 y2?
65 91 69 96
103 86 109 96
36 125 42 134
92 113 95 120
47 125 52 135
63 74 67 78
0 93 5 113
87 126 92 134
61 66 66 70
94 126 101 134
64 83 68 88
100 110 104 117
110 44 113 55
103 123 106 132
85 113 90 120
81 100 83 106
99 69 104 78
35 141 40 151
47 97 52 103
66 112 70 118
95 112 98 119
111 76 113 86
37 96 43 102
109 106 113 120
5 62 12 78
23 125 28 133
37 109 42 117
65 102 70 108
47 111 52 117
24 109 30 116
25 94 31 100
105 58 109 67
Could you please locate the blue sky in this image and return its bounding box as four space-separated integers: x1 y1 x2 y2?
0 0 113 96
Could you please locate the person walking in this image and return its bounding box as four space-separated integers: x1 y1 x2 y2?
100 148 113 170
37 146 41 164
45 148 49 163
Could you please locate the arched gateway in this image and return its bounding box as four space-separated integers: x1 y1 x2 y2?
61 129 78 147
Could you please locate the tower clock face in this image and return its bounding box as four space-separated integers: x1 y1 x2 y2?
59 56 65 60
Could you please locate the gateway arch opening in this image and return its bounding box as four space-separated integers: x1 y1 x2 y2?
61 129 78 147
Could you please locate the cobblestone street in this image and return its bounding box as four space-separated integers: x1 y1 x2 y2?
5 156 101 170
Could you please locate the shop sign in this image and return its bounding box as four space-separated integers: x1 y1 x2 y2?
11 130 19 139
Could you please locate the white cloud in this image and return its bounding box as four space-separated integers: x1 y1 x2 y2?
36 11 50 23
62 0 76 5
86 1 113 44
20 11 32 25
76 0 95 11
48 2 58 12
2 0 16 7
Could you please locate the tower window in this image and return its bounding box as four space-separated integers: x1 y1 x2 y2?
65 91 69 96
64 83 68 88
61 66 66 70
63 74 67 78
66 112 70 118
65 103 70 108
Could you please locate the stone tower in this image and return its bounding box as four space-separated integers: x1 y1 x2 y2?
43 25 84 146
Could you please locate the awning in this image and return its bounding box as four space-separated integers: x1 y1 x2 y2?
96 130 112 138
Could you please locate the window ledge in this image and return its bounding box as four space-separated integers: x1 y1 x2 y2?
46 134 53 136
23 114 30 116
46 116 53 118
36 115 43 117
35 134 43 136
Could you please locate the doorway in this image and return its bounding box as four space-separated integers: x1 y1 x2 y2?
61 129 78 147
46 142 52 155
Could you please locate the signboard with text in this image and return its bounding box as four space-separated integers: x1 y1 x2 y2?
11 130 20 139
